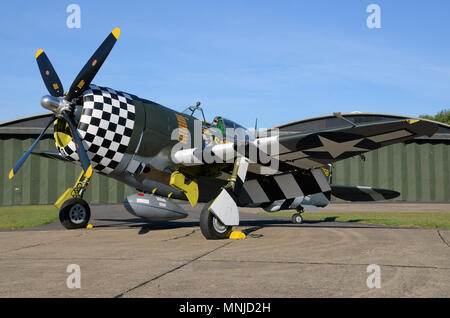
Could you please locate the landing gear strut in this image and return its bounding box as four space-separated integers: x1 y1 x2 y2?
291 206 304 224
55 170 92 229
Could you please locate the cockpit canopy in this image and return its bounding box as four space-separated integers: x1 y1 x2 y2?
181 104 255 142
211 116 255 142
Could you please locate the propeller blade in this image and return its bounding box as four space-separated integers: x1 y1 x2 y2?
66 28 120 101
35 49 64 97
9 115 56 179
62 112 93 178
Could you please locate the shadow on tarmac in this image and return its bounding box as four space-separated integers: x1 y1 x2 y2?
93 217 416 233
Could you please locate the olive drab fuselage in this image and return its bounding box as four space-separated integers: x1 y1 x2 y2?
106 93 234 203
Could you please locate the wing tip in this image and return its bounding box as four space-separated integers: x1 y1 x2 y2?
8 169 14 180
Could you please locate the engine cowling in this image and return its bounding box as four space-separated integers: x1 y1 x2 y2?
124 193 188 221
54 84 136 175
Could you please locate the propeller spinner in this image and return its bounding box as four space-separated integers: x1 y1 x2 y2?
9 28 121 180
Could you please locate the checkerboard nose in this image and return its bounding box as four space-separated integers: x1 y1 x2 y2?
55 84 135 175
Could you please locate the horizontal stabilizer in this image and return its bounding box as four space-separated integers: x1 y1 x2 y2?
331 185 400 202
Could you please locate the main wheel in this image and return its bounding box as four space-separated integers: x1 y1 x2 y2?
200 201 232 240
59 198 91 229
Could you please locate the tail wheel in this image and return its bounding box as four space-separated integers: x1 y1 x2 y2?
292 213 303 224
59 198 91 229
200 201 232 240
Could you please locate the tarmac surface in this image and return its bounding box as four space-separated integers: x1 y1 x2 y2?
0 203 449 297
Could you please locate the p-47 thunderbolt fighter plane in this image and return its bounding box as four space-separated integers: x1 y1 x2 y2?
9 28 438 239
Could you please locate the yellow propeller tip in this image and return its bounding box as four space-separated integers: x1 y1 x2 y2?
85 165 93 178
35 49 44 59
112 28 120 39
8 170 14 180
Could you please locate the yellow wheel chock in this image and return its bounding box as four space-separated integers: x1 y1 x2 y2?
228 231 246 240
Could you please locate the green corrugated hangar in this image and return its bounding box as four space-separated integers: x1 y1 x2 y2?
0 113 449 206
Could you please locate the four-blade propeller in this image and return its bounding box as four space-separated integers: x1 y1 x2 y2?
9 28 120 180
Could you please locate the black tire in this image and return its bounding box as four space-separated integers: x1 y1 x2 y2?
59 198 91 229
291 213 303 224
200 201 232 240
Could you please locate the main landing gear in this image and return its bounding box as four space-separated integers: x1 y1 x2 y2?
55 170 92 229
59 198 91 229
200 200 233 240
291 206 305 224
199 157 249 240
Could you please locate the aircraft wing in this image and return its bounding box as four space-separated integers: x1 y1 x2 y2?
172 114 438 173
267 114 438 170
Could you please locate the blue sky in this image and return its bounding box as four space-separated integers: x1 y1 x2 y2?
0 0 449 129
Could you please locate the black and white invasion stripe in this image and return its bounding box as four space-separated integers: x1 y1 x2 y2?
237 168 331 206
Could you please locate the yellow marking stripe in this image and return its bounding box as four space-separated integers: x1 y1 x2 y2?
8 169 14 180
175 114 189 144
176 114 187 122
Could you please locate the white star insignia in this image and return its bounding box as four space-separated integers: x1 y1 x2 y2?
306 136 366 159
